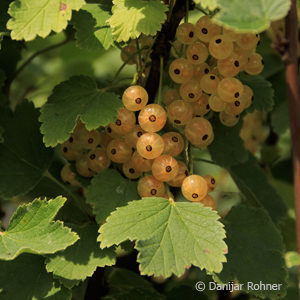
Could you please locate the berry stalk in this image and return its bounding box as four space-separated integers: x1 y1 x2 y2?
285 0 300 269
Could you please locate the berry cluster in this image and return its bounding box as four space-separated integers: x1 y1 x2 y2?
167 15 264 127
60 84 217 209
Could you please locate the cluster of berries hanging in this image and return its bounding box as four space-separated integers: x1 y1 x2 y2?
166 15 264 128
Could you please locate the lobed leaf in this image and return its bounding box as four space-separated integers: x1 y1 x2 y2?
0 102 54 198
213 0 290 33
39 75 123 147
86 169 139 225
99 197 227 277
7 0 85 41
218 205 287 299
108 0 168 42
0 196 79 260
46 224 115 281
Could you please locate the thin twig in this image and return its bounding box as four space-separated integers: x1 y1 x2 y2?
284 0 300 286
8 38 70 85
157 56 164 105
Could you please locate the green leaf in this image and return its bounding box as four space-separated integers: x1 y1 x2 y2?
7 0 85 41
229 156 287 225
0 196 79 260
46 224 115 281
208 120 248 168
285 252 300 268
218 205 287 299
99 197 227 277
0 102 54 198
83 3 113 48
86 169 139 224
108 0 168 42
0 254 71 300
194 0 218 11
239 74 275 113
213 0 290 32
39 75 123 147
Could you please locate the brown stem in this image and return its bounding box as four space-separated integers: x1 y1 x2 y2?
285 0 300 277
145 0 194 101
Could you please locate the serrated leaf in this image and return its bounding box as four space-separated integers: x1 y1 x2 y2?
108 0 168 42
0 196 78 260
0 102 54 198
86 169 139 224
213 0 290 32
46 224 115 281
229 156 287 225
239 74 275 113
194 0 218 11
0 254 71 300
39 76 123 147
218 205 287 299
7 0 85 41
78 4 114 50
208 120 248 168
99 197 227 277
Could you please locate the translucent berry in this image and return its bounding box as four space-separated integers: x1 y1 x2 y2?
217 78 244 103
222 28 240 41
219 111 240 127
217 52 241 77
132 151 153 172
179 80 202 103
79 130 102 150
193 63 210 79
121 45 137 65
110 108 136 135
186 42 208 65
167 161 188 187
200 194 216 210
88 148 111 173
195 16 221 42
176 22 197 44
236 33 260 50
163 88 180 106
138 104 167 132
61 141 82 161
239 85 253 109
137 175 165 198
125 125 145 148
99 131 113 148
224 100 245 115
60 164 80 186
122 85 148 111
203 174 216 192
181 175 208 202
106 139 132 163
167 100 193 126
200 73 220 94
208 94 226 112
169 58 193 84
76 155 94 178
191 94 211 117
152 155 179 182
185 117 214 147
122 160 143 179
245 53 264 75
105 124 122 139
209 35 233 59
136 133 164 159
162 132 185 156
234 48 249 70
